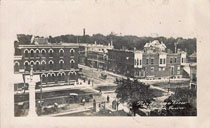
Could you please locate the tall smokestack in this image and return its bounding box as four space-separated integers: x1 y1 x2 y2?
83 28 86 43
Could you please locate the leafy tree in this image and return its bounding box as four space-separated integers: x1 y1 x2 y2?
163 87 197 116
115 78 154 115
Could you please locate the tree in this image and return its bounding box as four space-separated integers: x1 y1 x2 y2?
163 87 197 116
115 78 154 115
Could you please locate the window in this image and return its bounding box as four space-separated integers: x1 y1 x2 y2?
30 50 34 57
41 61 46 70
140 59 142 65
134 59 137 65
182 58 184 63
146 59 149 65
70 59 75 68
35 61 40 71
151 67 154 72
170 58 173 63
41 49 46 57
41 74 46 83
174 58 177 63
24 50 29 57
59 49 64 57
59 60 64 69
151 59 154 65
49 60 54 70
137 58 139 66
70 49 75 56
14 62 19 72
160 59 162 64
69 72 76 80
24 61 30 71
163 59 166 64
49 50 53 57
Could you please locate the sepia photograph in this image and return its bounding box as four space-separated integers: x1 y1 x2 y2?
14 31 197 117
1 0 210 128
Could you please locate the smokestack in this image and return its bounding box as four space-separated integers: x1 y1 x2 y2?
83 28 86 43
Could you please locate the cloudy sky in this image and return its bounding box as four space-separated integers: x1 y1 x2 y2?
1 0 209 38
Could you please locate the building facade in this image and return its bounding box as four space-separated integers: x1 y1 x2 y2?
78 41 114 70
107 49 134 77
14 38 80 87
108 40 187 79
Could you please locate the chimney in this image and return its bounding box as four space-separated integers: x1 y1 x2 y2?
94 41 97 45
83 28 86 43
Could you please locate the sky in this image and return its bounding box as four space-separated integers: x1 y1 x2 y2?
1 0 209 38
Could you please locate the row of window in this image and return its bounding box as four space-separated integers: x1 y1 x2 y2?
14 60 76 72
24 48 75 57
41 72 77 83
135 57 181 65
22 59 75 65
134 59 142 66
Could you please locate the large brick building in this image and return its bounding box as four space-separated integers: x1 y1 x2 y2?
14 37 80 87
108 40 187 79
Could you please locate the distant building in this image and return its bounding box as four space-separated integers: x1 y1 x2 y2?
14 37 80 87
79 41 114 70
108 40 187 79
188 51 197 63
188 52 197 89
107 49 134 77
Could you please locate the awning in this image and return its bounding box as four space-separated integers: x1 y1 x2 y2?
13 74 24 84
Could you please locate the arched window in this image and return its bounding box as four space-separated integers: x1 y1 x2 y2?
51 73 56 82
70 59 75 68
48 49 54 57
48 60 54 70
69 71 76 80
59 59 64 69
70 49 75 56
41 60 46 70
41 49 46 57
35 49 40 57
58 73 62 81
30 49 34 57
24 61 30 72
14 61 20 72
58 72 65 81
24 49 29 57
59 49 64 57
41 74 47 83
35 61 40 71
47 73 52 82
30 61 35 66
